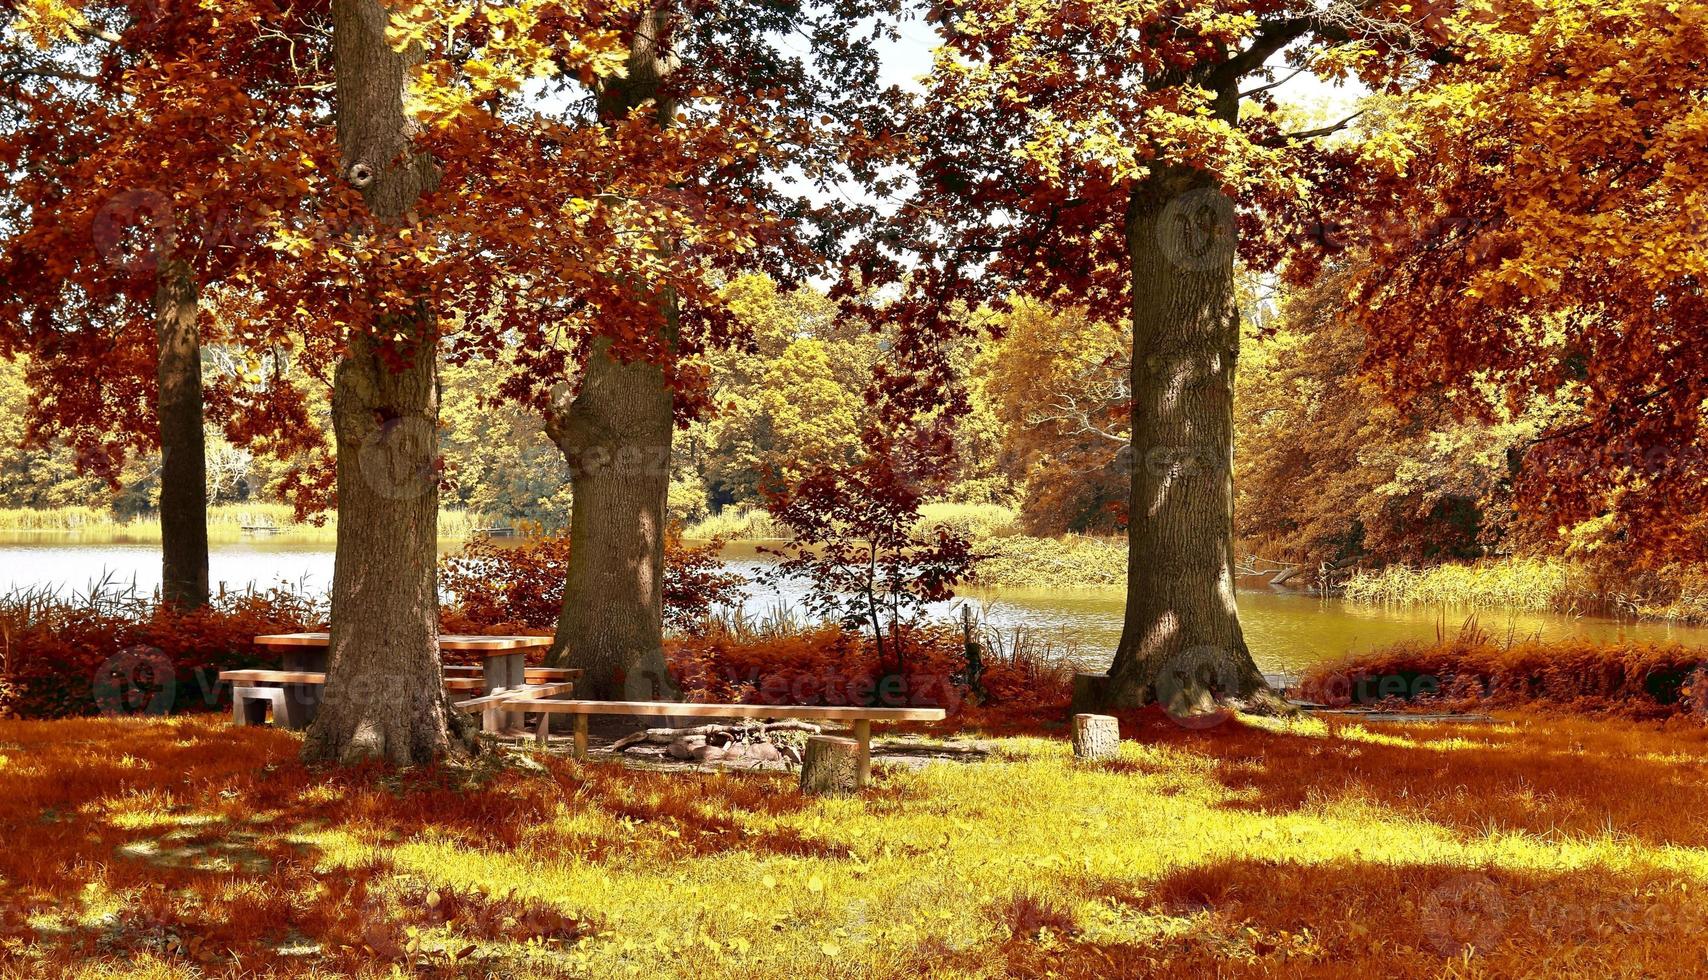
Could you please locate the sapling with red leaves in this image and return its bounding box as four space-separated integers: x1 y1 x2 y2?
759 433 978 699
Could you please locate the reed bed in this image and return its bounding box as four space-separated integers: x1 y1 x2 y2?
0 504 493 542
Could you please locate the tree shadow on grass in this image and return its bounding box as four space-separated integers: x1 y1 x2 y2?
999 857 1708 979
1110 706 1708 849
0 716 848 975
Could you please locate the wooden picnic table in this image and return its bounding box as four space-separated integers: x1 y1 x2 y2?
254 633 553 731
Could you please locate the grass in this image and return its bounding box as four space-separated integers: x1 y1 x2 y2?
973 534 1128 589
1342 557 1708 624
683 506 787 542
1342 558 1583 612
0 505 494 544
916 503 1022 540
7 709 1708 977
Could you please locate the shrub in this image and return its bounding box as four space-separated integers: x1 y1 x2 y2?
666 621 1071 721
0 585 322 719
1298 637 1708 721
439 530 744 635
760 444 979 674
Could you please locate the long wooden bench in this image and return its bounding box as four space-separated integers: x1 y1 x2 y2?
454 681 577 732
444 665 581 684
499 699 947 785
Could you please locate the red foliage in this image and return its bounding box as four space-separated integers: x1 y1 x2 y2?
1298 639 1708 722
665 622 1069 721
0 589 322 720
438 530 744 637
760 436 979 672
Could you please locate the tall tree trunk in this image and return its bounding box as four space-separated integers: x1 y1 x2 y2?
545 5 680 700
545 339 675 700
1099 167 1281 715
303 0 470 765
154 258 208 609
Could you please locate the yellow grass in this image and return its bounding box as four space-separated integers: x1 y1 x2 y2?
5 710 1708 977
0 505 491 543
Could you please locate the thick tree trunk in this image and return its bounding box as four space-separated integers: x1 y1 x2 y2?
303 0 470 765
153 259 208 609
546 340 675 700
1100 168 1281 716
546 6 679 700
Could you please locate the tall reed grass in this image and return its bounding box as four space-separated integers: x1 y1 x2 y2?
0 504 493 542
681 506 786 541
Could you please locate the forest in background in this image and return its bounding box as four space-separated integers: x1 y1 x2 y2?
6 267 1703 620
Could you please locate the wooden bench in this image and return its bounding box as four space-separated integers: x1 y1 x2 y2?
454 681 577 732
217 670 576 734
443 666 581 685
498 699 947 786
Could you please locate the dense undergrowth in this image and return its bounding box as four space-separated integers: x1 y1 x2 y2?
1300 635 1708 722
5 711 1708 978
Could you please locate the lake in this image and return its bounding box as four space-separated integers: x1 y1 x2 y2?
5 533 1707 674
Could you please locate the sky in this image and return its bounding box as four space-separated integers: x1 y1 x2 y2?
872 16 1368 119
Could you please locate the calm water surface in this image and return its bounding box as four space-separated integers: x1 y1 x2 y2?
6 532 1707 675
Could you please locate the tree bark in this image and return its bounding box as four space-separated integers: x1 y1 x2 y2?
302 0 470 765
1071 713 1120 760
544 339 676 700
545 5 680 701
153 258 208 609
1100 166 1282 716
799 735 860 795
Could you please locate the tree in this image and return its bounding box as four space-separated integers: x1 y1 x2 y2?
0 0 328 607
511 2 907 698
1235 263 1552 569
268 0 763 756
1345 0 1708 565
296 0 469 765
854 0 1458 714
761 435 978 685
974 301 1129 535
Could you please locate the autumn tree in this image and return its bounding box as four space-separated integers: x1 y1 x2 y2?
857 0 1459 714
0 0 328 607
685 275 878 508
1345 0 1708 565
974 301 1130 535
495 2 907 698
1235 263 1552 568
239 0 657 762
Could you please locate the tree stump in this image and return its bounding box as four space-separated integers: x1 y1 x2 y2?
799 735 860 795
1072 713 1120 761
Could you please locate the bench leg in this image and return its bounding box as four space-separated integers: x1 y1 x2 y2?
232 687 282 727
573 714 589 761
853 719 872 787
535 714 550 747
